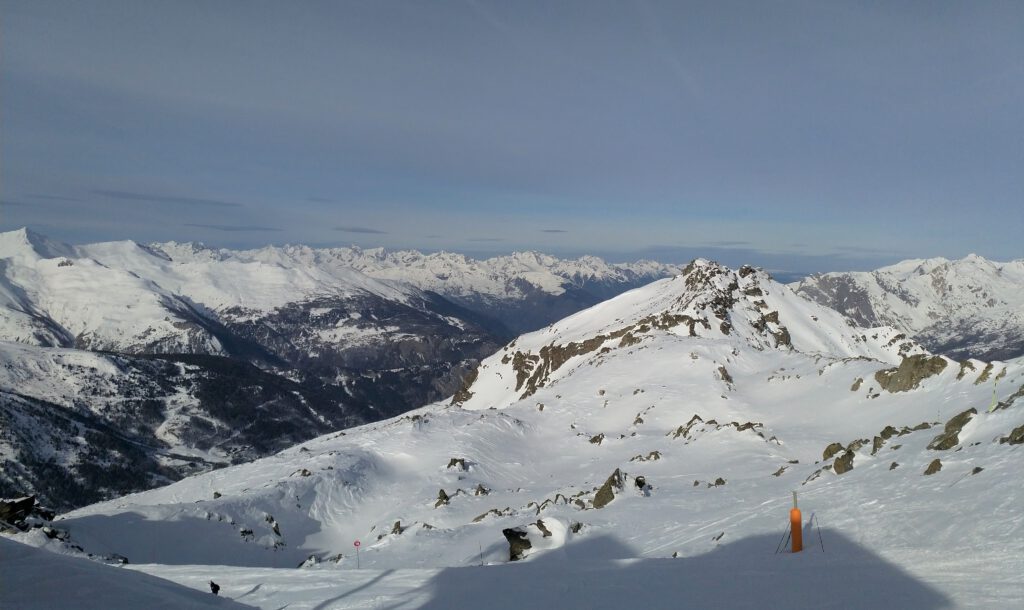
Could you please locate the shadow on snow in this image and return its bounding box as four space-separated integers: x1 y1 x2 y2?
400 528 951 610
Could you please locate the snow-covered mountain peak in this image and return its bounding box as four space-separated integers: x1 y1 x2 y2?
148 241 229 263
0 227 74 261
793 254 1024 360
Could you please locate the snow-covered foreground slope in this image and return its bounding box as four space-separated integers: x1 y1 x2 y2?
793 254 1024 361
7 260 1021 608
0 536 252 609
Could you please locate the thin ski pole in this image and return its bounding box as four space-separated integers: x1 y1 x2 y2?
812 513 824 553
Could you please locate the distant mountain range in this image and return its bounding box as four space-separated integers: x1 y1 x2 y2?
2 227 1021 512
792 254 1024 361
0 228 675 509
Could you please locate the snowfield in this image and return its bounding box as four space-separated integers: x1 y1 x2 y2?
4 260 1023 608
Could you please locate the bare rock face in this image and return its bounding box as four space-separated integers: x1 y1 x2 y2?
823 442 845 460
874 355 948 393
924 459 943 475
928 408 977 450
1001 424 1024 445
502 527 532 561
0 496 35 524
434 489 450 508
593 468 625 509
833 451 855 475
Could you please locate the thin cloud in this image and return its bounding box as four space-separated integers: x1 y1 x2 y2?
28 194 83 202
832 245 905 255
0 199 26 206
184 223 283 232
93 189 242 208
334 226 388 234
704 240 750 246
424 234 443 239
468 237 504 242
542 229 568 233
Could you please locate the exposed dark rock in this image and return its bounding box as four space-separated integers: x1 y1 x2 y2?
474 484 490 496
0 496 35 524
924 459 943 475
502 527 532 561
928 408 977 450
630 451 661 462
589 433 605 445
890 462 899 470
449 367 479 405
846 439 869 453
1000 424 1024 445
972 467 984 475
899 422 933 435
391 521 405 535
957 361 976 380
534 519 552 538
447 458 469 471
772 466 788 477
670 414 705 440
593 468 625 509
711 477 726 487
833 451 855 475
851 378 863 391
473 508 511 523
718 366 734 385
570 522 584 534
635 476 647 490
822 442 845 460
975 363 994 385
993 384 1024 411
874 355 948 393
434 489 450 508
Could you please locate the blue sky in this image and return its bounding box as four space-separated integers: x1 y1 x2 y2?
1 0 1021 273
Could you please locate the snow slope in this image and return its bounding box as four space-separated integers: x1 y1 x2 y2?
11 260 1023 608
793 254 1024 361
0 535 252 609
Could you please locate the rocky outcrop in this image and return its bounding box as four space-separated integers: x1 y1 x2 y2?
833 451 855 475
928 408 977 450
874 355 948 393
823 442 845 460
593 468 625 509
502 527 532 561
0 496 35 524
1000 424 1024 445
924 459 943 475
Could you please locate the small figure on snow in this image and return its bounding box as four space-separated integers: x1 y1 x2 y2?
209 580 220 595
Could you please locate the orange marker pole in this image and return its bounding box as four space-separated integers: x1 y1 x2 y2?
790 491 803 553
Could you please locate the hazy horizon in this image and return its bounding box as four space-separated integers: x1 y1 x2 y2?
3 1 1021 274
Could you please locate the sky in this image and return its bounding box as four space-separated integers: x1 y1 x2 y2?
1 0 1021 273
